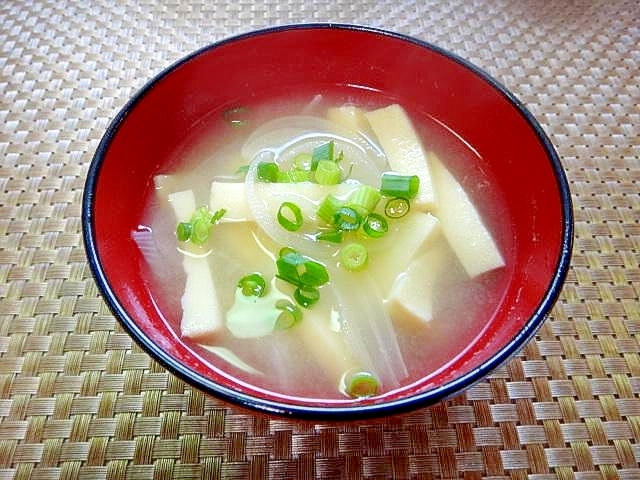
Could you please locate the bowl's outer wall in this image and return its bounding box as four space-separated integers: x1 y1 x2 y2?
85 25 571 418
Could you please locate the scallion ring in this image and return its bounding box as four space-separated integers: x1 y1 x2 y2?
277 202 304 232
257 161 280 182
314 160 342 185
362 213 388 238
237 273 267 297
346 184 381 216
276 249 330 288
380 172 420 199
384 197 410 218
294 285 320 308
333 206 361 231
297 260 330 287
311 140 335 169
314 229 344 244
191 218 211 244
339 242 368 271
293 152 313 171
275 299 303 329
176 222 192 242
317 194 344 225
343 370 381 398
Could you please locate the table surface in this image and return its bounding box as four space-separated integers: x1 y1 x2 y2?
1 1 639 479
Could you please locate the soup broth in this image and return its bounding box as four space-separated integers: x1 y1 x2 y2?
137 93 512 402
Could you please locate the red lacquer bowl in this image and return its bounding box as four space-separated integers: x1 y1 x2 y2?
82 24 573 419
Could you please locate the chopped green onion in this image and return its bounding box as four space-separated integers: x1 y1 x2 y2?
293 152 313 171
298 260 330 287
277 202 304 232
294 285 320 308
344 371 381 398
176 207 225 244
384 197 410 218
191 218 211 244
276 250 330 288
276 253 303 286
362 213 388 238
192 207 225 243
237 273 267 297
314 229 344 244
317 194 344 224
276 170 291 183
176 222 192 242
314 160 342 185
380 172 420 199
287 169 314 183
311 141 335 170
346 184 381 216
257 162 280 182
209 208 226 224
275 299 303 329
333 207 362 232
339 242 368 271
236 164 249 175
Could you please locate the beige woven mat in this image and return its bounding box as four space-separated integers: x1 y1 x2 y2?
1 1 639 478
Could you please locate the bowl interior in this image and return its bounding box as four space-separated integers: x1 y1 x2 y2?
84 25 571 418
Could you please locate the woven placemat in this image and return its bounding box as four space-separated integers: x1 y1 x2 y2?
1 1 639 479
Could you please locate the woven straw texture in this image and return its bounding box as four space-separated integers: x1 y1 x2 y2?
1 1 639 478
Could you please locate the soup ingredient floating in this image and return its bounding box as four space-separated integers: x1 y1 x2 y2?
144 103 505 400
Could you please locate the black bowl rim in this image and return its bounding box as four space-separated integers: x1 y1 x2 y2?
82 22 574 421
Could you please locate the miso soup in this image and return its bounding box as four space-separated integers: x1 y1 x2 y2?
135 94 512 402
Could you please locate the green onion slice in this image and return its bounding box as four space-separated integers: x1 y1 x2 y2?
362 213 389 238
293 152 313 171
294 285 320 308
257 162 280 182
237 273 267 297
339 242 368 271
176 207 226 244
298 260 330 287
314 229 344 244
275 299 303 329
287 169 314 183
380 172 420 199
276 170 292 183
191 218 211 244
176 222 192 242
276 249 330 288
311 141 335 169
210 208 226 224
344 370 381 398
314 159 342 185
317 194 344 225
384 197 410 218
333 207 362 232
346 184 381 216
277 202 304 232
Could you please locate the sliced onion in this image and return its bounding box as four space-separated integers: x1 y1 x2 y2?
328 271 408 391
241 115 387 186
